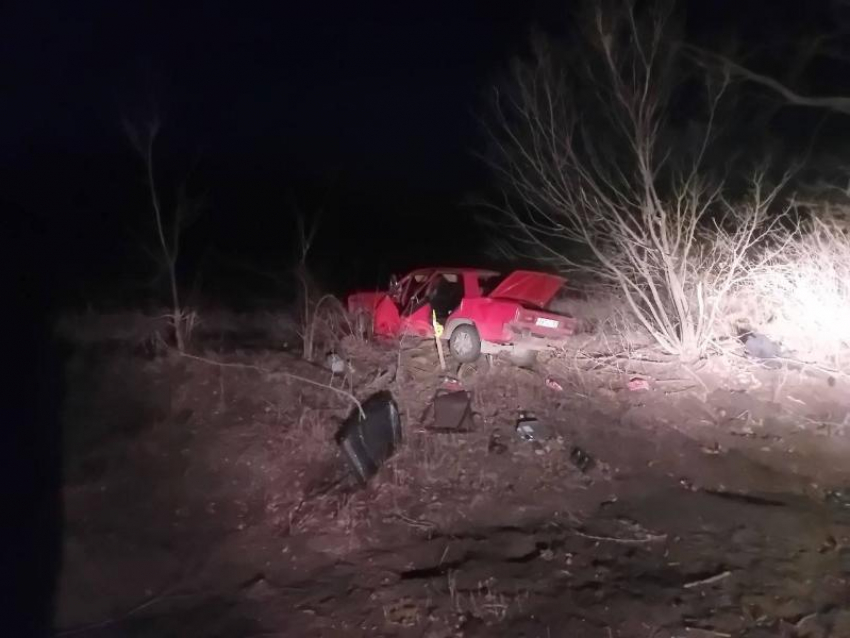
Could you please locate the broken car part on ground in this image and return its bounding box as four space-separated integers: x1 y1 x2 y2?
336 391 402 484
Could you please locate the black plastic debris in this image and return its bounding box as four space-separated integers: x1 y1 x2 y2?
335 391 402 484
488 431 507 455
429 389 475 433
570 446 595 472
515 412 550 441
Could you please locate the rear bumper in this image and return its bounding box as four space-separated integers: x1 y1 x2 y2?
507 321 573 345
480 332 571 356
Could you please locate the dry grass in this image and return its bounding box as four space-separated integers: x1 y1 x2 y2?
551 289 656 357
551 288 629 336
547 285 687 396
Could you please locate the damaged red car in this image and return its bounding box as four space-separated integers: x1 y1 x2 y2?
347 268 577 365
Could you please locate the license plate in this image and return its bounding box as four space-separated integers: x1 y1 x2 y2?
535 317 559 328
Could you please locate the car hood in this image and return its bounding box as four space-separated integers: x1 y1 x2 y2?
488 270 565 308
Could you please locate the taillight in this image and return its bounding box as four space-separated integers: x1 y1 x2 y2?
516 308 533 323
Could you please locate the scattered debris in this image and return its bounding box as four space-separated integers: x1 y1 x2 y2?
440 376 463 391
429 390 476 433
699 442 723 455
569 446 595 472
545 377 564 392
336 391 402 483
487 431 508 455
515 412 550 441
627 377 650 391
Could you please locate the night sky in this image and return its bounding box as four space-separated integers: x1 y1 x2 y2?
3 0 849 303
5 3 532 188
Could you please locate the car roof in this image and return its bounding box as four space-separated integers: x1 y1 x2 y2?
404 267 501 278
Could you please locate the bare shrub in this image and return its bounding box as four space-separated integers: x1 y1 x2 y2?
124 118 204 352
289 211 358 361
487 1 789 361
299 294 354 362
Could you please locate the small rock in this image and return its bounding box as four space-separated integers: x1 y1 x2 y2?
488 433 507 455
570 446 595 472
325 353 347 374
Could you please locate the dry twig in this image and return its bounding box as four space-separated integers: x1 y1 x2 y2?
575 530 667 544
683 570 732 589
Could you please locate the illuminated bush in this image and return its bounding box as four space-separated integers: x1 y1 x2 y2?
746 211 850 368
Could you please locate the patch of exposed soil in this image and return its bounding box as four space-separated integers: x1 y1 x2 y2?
56 344 850 637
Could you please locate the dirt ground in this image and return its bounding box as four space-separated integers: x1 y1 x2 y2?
55 338 850 638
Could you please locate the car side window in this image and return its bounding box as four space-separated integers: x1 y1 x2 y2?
430 275 464 323
479 273 505 296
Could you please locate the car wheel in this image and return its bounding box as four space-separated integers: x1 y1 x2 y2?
449 324 482 363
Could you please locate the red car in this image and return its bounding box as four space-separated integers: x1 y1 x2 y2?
347 267 577 365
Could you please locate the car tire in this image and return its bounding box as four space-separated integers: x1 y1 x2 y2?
449 324 482 363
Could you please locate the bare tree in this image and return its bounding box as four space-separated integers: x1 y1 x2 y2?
294 209 322 361
125 118 203 352
690 0 850 117
696 50 850 116
487 1 789 361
